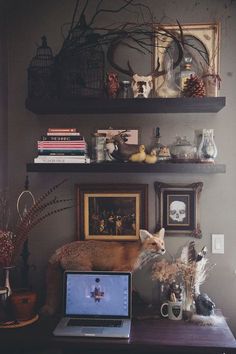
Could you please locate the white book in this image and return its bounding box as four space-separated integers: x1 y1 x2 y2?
34 157 90 164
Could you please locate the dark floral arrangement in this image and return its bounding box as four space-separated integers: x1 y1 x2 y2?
0 180 72 268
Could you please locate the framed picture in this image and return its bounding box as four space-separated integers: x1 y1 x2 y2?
154 23 220 96
76 184 148 240
154 182 203 238
96 128 139 145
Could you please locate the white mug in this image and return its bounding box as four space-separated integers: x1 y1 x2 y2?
160 301 182 320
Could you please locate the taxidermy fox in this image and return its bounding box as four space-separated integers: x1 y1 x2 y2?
42 228 165 315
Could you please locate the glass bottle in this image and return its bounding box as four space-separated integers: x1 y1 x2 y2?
151 127 163 155
197 129 217 162
177 55 195 91
118 80 132 98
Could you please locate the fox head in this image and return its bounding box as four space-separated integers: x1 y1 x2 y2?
139 228 166 256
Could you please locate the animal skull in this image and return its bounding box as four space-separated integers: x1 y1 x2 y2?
131 74 153 98
169 201 186 223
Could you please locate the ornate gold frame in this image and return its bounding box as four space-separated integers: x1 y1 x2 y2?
154 23 220 97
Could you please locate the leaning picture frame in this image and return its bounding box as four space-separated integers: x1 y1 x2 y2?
96 128 139 145
154 181 203 238
76 183 148 240
154 23 220 97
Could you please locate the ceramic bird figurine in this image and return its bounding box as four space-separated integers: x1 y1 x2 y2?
144 149 158 164
129 145 146 162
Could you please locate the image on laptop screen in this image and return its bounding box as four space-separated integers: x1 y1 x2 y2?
64 272 131 318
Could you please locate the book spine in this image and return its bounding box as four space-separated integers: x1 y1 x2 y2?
41 135 84 141
34 157 90 164
38 151 86 156
47 128 78 133
47 132 80 136
38 143 86 149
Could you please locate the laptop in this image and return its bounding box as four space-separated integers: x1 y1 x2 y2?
53 270 132 338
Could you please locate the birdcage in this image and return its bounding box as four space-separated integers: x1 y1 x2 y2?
56 22 105 99
27 36 56 99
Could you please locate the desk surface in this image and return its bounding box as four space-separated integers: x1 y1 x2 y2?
0 310 236 354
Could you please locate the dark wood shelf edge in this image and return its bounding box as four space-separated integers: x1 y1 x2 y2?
25 97 226 114
26 162 226 173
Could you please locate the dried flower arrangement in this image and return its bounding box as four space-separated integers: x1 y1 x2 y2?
152 241 215 314
0 180 73 268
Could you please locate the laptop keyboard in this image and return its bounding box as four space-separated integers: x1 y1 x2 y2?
67 319 123 327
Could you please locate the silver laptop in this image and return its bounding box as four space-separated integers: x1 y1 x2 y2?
53 270 132 338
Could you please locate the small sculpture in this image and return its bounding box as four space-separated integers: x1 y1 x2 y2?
129 145 146 162
105 72 120 98
111 131 146 162
158 146 171 161
144 149 158 164
195 293 215 316
131 74 153 98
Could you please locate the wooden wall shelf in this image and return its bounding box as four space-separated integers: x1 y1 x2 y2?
26 162 226 173
25 97 226 115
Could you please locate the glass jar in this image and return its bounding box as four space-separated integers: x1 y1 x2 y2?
91 133 106 163
118 81 132 99
170 136 197 161
197 129 217 162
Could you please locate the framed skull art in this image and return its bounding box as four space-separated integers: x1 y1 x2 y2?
154 182 203 238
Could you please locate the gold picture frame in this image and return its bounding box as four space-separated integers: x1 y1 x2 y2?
76 183 148 241
154 23 220 97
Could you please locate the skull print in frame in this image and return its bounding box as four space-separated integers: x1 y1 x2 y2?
154 182 203 238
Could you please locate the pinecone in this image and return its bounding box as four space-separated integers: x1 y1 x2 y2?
183 74 206 97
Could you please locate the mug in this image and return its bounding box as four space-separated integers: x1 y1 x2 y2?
160 301 182 320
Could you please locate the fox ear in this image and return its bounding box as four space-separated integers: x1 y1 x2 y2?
154 228 165 240
139 229 153 242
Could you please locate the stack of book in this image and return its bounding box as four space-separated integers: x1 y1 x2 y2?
34 128 90 163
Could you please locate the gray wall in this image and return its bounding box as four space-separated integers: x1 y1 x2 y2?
5 0 236 334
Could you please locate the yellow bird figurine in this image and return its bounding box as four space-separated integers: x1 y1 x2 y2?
129 145 146 162
144 149 158 164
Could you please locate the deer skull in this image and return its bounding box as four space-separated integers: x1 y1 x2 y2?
169 201 186 223
131 74 153 98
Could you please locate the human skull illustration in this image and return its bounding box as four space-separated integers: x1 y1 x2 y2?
169 201 186 223
131 74 153 98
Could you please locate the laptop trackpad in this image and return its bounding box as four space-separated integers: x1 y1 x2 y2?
82 328 104 334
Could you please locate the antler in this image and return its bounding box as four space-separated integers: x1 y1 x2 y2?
107 32 135 76
107 26 183 78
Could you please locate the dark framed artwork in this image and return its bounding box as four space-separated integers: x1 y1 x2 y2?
154 182 203 238
76 184 148 240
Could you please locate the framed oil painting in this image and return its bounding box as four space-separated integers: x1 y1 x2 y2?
154 182 203 238
154 23 220 97
76 184 148 240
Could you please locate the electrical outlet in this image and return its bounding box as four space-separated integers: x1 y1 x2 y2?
212 234 224 254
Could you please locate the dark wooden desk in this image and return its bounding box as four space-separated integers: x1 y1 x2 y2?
1 310 236 354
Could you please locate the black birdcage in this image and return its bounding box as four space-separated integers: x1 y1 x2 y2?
27 36 56 99
56 20 105 99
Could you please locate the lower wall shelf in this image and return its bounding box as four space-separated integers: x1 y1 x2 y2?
26 162 226 173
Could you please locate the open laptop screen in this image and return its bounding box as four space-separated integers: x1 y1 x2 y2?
64 271 131 319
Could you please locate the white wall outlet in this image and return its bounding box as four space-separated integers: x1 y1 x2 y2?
212 234 224 254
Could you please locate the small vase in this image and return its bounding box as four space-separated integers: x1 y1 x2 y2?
198 129 217 162
3 266 15 297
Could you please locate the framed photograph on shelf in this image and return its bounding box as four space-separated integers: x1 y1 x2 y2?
76 183 148 240
97 128 139 144
154 23 220 97
154 181 203 238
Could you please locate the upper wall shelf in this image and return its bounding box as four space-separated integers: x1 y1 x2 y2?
25 97 226 115
26 162 226 174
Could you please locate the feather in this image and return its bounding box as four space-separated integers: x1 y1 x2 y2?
180 244 189 264
188 241 197 263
